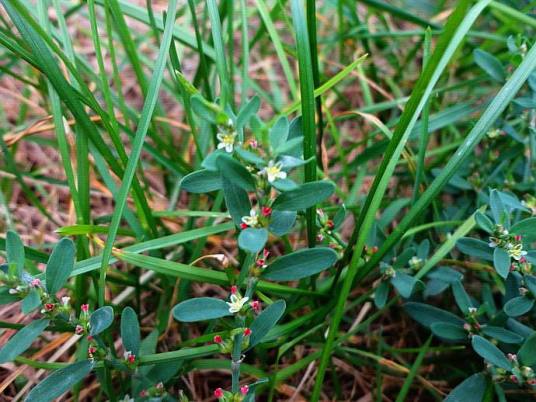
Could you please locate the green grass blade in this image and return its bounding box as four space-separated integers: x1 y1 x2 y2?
97 0 178 307
291 0 317 247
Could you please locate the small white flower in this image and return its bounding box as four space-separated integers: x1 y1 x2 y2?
227 294 249 314
8 288 18 295
62 296 70 306
216 131 237 153
260 160 287 183
408 256 422 268
489 240 498 248
241 209 259 227
123 350 132 360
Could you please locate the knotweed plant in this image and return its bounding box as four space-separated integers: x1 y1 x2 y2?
1 0 536 401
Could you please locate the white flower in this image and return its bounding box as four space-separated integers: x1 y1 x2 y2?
61 296 70 306
123 350 132 360
8 288 18 295
227 294 249 314
216 131 236 153
408 256 422 268
241 209 258 227
488 240 498 248
260 160 287 183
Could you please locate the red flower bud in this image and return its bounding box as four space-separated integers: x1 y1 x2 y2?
243 328 252 336
262 206 272 217
213 335 223 344
88 346 97 355
240 385 249 395
256 258 265 267
520 256 527 263
263 249 270 258
75 325 84 335
231 285 238 295
240 223 248 229
87 335 94 341
515 235 522 242
326 220 334 229
139 390 148 397
128 354 136 363
45 303 55 312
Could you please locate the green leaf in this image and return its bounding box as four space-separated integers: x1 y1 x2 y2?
236 96 260 130
0 319 49 363
89 306 114 336
471 335 511 370
404 302 464 328
474 211 494 233
6 230 24 277
481 326 523 344
181 170 222 193
248 300 286 348
474 49 505 82
525 275 536 297
445 373 487 402
390 272 420 298
262 247 338 281
518 332 536 366
430 322 467 341
374 281 390 308
21 289 41 314
268 210 297 236
221 176 251 226
217 154 256 192
235 147 265 166
45 238 75 295
172 297 232 322
272 181 335 211
456 238 493 261
238 228 269 253
493 247 510 278
503 296 534 317
269 116 289 150
511 218 536 242
121 307 141 356
26 360 93 402
451 281 473 314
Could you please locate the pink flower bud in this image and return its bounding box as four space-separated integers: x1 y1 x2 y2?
240 385 249 395
88 346 97 355
214 388 224 398
44 303 55 312
75 325 84 335
139 390 148 397
256 258 265 267
81 304 89 313
213 335 223 344
30 278 41 287
250 300 261 313
263 249 270 258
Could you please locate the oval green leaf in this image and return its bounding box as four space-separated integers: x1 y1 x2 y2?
238 228 269 253
471 335 511 370
45 238 75 295
172 297 232 322
121 307 141 356
503 296 534 317
89 306 114 336
272 181 335 211
26 360 93 402
0 319 50 364
181 170 222 193
262 247 338 281
248 300 286 348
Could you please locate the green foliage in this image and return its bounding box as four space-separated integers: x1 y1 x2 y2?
0 0 535 400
